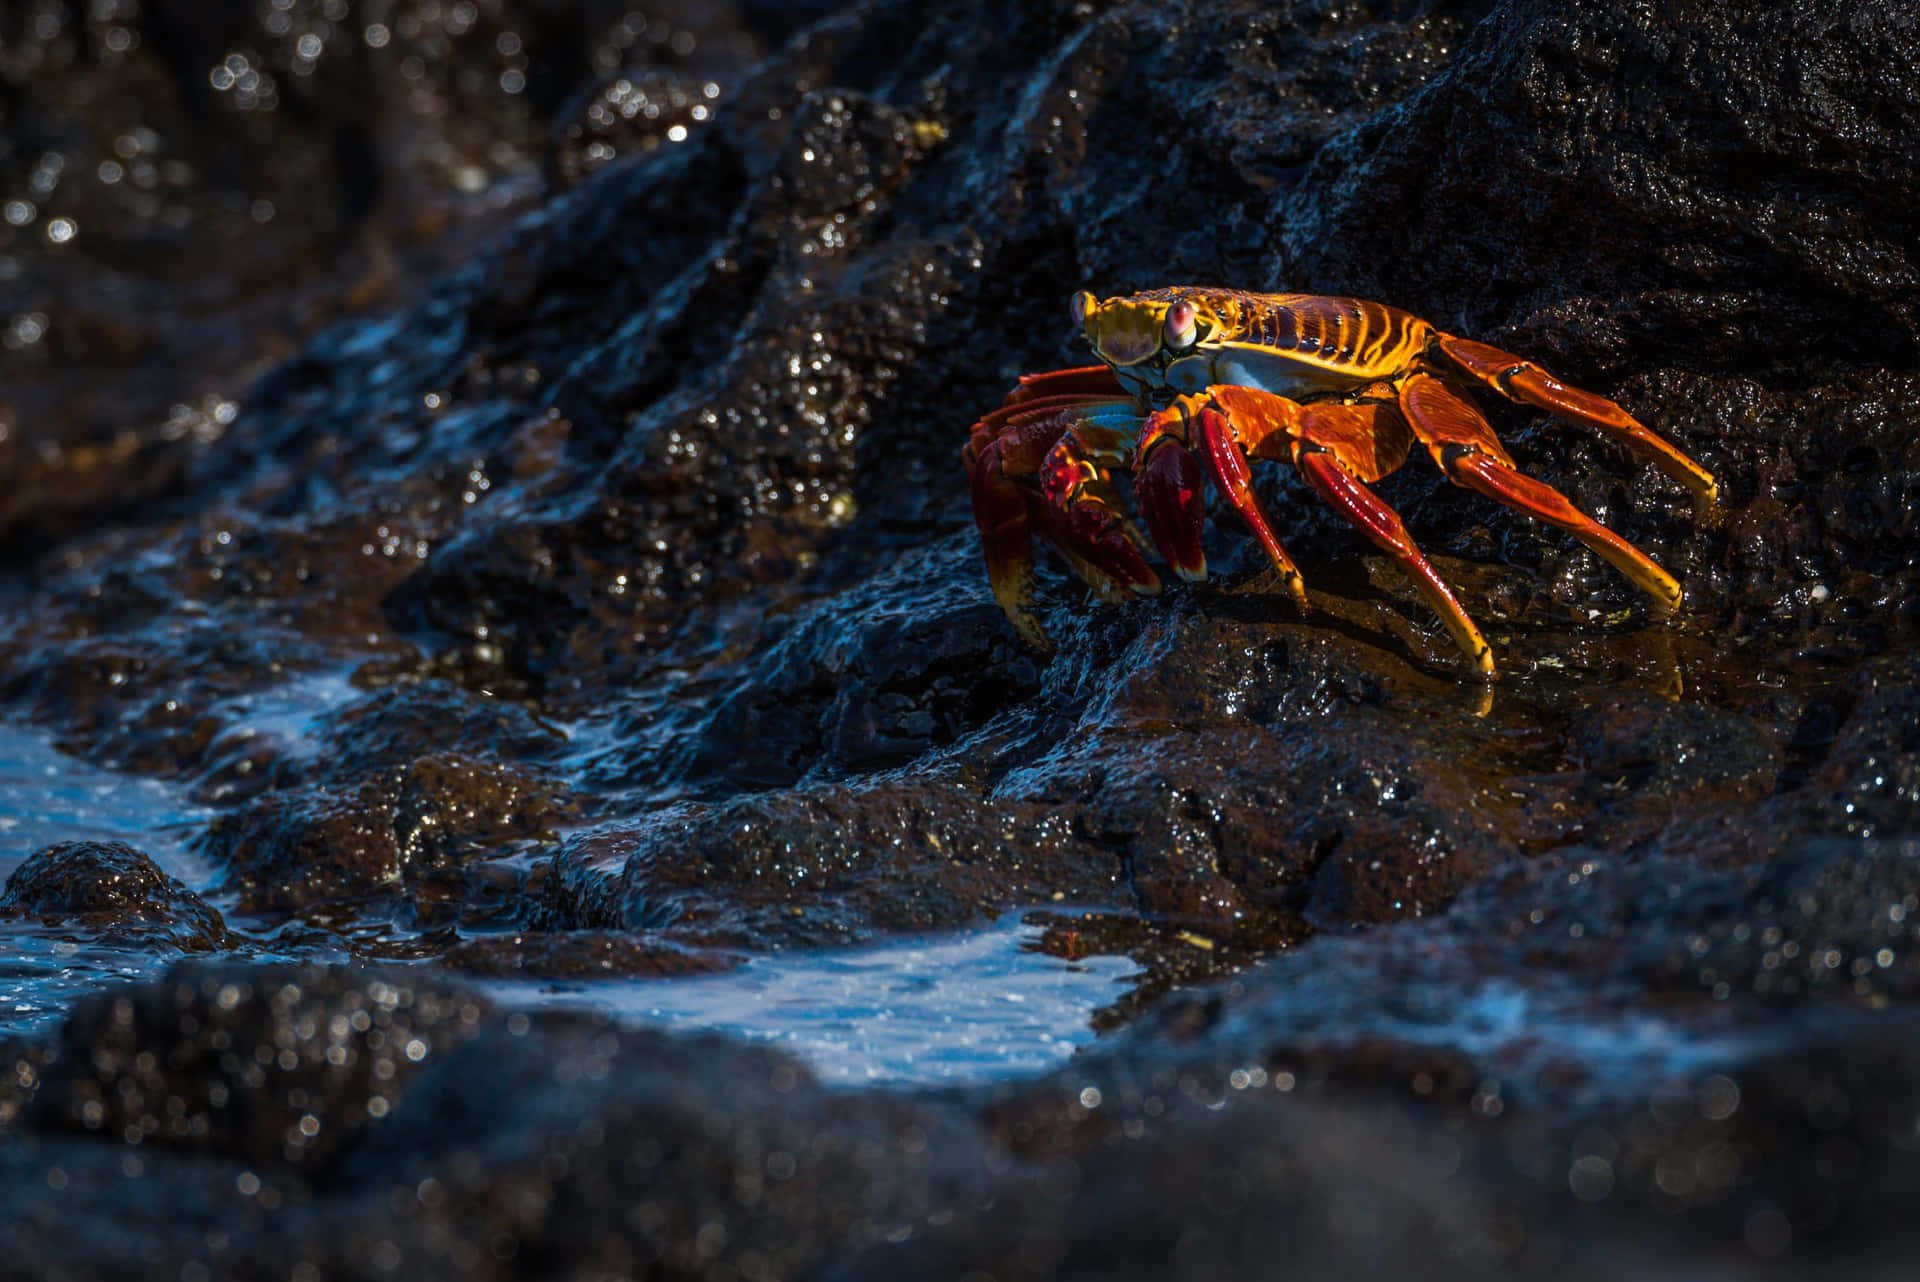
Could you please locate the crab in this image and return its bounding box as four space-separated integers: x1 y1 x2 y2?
962 287 1718 678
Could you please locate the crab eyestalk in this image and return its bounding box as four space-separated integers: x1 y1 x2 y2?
1163 300 1197 351
1070 290 1097 332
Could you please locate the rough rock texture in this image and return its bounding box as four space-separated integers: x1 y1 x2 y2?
0 840 232 951
1 0 1917 1276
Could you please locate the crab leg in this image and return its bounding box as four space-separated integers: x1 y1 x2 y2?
967 390 1133 467
1291 445 1496 679
1400 373 1683 617
968 435 1053 649
1162 400 1309 610
1217 386 1415 483
1003 365 1129 405
1434 335 1718 514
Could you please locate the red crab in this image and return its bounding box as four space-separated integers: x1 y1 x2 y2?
962 287 1718 678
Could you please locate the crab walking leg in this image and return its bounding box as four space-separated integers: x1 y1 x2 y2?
1003 365 1129 405
1292 446 1496 679
1184 403 1310 610
1224 388 1417 483
1434 335 1718 514
1400 373 1683 617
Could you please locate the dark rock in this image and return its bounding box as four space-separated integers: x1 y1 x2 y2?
1569 691 1783 804
28 962 489 1168
0 841 232 952
0 1037 49 1132
331 1010 1001 1279
196 753 569 913
196 782 407 913
670 547 1043 788
597 779 1118 946
439 930 742 978
313 679 571 778
1648 837 1920 1005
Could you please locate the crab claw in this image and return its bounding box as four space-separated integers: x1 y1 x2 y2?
1135 439 1208 581
1033 442 1159 600
1038 492 1161 601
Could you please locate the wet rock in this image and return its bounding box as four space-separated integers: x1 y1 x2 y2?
198 751 569 914
1569 692 1782 805
331 1009 1001 1280
195 781 406 913
1806 659 1920 837
1281 2 1920 365
0 841 232 952
28 962 488 1168
0 0 1916 1274
579 779 1117 946
0 1037 49 1131
548 70 724 191
313 679 571 777
392 753 570 868
0 625 337 779
1646 837 1920 1006
670 544 1044 789
940 1012 1920 1281
0 1 778 547
439 930 742 978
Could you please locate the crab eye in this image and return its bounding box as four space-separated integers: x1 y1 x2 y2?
1070 290 1097 330
1163 301 1198 349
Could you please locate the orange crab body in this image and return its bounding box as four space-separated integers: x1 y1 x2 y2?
962 287 1718 678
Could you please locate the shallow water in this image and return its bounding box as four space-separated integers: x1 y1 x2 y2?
0 725 213 889
0 719 1141 1079
483 913 1143 1086
0 725 217 1031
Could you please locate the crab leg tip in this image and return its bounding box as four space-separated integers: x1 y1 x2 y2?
1192 404 1310 604
1295 447 1491 676
1436 334 1718 508
1009 610 1054 653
